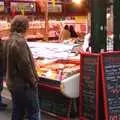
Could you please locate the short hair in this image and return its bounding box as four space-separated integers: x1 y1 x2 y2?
70 25 74 31
10 15 29 33
64 25 69 30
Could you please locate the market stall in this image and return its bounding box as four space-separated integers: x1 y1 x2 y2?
27 42 80 119
0 19 87 41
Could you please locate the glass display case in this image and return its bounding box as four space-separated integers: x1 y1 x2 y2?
28 42 80 98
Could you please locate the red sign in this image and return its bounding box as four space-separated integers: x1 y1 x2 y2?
80 24 87 33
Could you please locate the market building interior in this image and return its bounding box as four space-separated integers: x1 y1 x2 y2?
1 0 120 120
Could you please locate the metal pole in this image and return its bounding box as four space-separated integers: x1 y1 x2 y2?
113 0 120 50
91 0 107 53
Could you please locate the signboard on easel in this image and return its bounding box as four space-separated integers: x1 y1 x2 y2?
101 51 120 120
80 53 100 120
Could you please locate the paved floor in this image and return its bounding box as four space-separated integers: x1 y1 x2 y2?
0 88 78 120
0 99 59 120
0 88 58 120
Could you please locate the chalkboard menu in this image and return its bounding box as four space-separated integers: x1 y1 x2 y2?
80 53 100 120
101 52 120 120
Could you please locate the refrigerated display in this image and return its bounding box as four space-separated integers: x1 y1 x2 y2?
28 42 80 118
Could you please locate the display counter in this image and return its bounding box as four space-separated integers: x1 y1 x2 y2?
28 42 80 97
28 42 80 119
36 59 80 98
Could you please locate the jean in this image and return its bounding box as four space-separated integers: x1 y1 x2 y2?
10 86 41 120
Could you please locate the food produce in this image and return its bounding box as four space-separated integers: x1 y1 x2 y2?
35 59 80 80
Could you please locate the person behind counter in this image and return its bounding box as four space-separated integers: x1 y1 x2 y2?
69 25 78 38
59 25 71 40
3 15 41 120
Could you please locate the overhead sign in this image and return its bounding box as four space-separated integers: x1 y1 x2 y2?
11 2 36 13
48 0 62 3
48 4 62 13
0 1 4 12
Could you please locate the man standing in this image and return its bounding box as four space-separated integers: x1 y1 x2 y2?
3 15 41 120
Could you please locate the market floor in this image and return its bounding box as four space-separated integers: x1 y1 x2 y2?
0 107 59 120
0 88 78 120
0 102 58 120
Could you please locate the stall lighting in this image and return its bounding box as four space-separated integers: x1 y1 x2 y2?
72 0 82 4
30 4 34 8
107 13 111 19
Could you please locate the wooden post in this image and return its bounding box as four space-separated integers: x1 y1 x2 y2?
44 0 48 41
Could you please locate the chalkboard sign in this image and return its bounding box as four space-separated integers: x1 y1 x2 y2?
80 53 100 120
101 51 120 120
